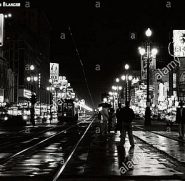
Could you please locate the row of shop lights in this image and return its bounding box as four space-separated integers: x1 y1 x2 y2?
25 64 93 112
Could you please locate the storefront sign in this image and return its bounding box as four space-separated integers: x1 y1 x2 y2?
18 89 32 99
173 30 185 57
141 54 147 80
23 89 32 99
50 63 59 81
0 88 4 103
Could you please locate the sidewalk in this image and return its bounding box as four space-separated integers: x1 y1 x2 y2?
133 118 185 142
133 130 185 164
62 129 185 180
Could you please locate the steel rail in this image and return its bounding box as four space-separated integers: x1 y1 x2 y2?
52 117 95 181
1 117 92 166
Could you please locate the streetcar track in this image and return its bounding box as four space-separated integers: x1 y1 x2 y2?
52 117 95 181
0 126 60 150
0 127 53 148
0 118 92 166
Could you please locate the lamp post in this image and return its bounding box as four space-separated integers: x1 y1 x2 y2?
115 78 122 104
112 82 122 109
121 64 132 104
46 85 54 124
109 91 117 109
139 28 158 126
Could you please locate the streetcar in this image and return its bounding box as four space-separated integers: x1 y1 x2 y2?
58 99 78 121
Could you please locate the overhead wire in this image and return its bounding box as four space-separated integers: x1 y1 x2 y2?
68 26 95 109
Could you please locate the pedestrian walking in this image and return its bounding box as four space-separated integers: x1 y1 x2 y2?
30 107 35 126
100 103 109 135
176 101 185 139
120 101 135 147
116 103 122 133
108 108 116 133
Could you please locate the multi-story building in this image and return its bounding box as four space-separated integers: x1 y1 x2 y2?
0 8 51 106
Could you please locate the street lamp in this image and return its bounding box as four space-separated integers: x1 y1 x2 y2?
122 64 133 104
30 65 35 71
26 76 38 83
125 64 129 70
145 28 152 37
26 77 31 82
139 28 158 126
114 78 122 108
109 91 117 109
116 78 120 83
46 85 55 123
138 47 146 56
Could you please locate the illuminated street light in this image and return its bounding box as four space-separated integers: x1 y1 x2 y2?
125 64 129 70
8 13 12 18
139 27 156 126
145 28 152 37
116 78 120 83
121 75 126 80
49 79 52 83
27 76 31 82
151 48 158 56
30 65 35 71
128 75 133 81
119 86 122 90
33 76 38 82
138 47 146 56
112 86 116 90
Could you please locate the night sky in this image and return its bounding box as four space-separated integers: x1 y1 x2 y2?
30 0 184 108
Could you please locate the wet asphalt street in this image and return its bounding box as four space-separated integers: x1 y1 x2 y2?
0 117 185 181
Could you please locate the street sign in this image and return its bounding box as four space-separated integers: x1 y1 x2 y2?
173 30 185 57
141 55 147 80
50 63 59 81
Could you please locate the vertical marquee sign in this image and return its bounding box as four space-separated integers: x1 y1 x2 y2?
0 14 4 47
173 30 185 100
173 30 185 57
50 63 59 81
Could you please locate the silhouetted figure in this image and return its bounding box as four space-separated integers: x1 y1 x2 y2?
145 107 151 126
30 107 35 126
176 101 185 139
100 105 109 135
120 101 135 147
116 103 122 133
108 108 116 133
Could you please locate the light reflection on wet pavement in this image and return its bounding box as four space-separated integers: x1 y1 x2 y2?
0 123 89 178
133 131 185 163
60 135 185 178
62 133 185 178
0 122 185 180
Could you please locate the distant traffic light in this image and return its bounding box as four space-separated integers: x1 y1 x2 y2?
30 94 37 105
